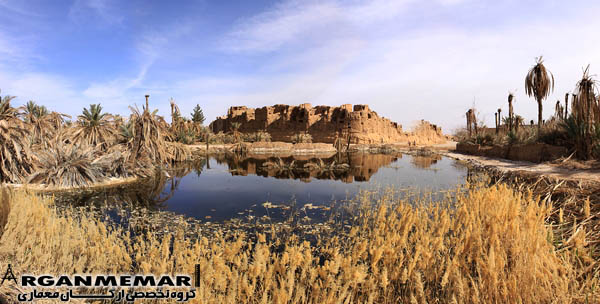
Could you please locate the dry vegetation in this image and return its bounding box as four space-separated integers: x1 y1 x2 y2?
0 92 193 188
459 59 600 162
1 180 599 303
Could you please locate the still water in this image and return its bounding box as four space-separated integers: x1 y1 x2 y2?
56 152 468 222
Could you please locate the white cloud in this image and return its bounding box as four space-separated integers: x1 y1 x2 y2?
209 0 600 132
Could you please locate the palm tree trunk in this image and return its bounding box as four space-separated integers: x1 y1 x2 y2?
537 99 543 133
564 93 569 119
508 101 513 133
495 113 498 134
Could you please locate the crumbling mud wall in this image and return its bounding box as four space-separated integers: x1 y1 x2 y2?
210 104 443 144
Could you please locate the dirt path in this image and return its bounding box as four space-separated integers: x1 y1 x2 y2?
444 151 600 185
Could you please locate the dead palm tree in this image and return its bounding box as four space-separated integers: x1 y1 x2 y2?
567 65 600 159
508 93 515 132
128 97 190 164
494 113 498 132
514 115 524 133
72 103 117 148
525 56 554 132
497 108 502 133
554 100 564 120
564 93 569 118
27 143 106 187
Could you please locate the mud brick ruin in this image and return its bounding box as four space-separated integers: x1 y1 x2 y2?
210 103 438 144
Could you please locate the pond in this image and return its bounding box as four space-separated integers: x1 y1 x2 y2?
54 152 468 224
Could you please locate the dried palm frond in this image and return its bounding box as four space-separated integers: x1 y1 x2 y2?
0 93 19 121
572 65 599 125
105 144 155 178
166 142 192 162
27 144 106 188
0 94 34 182
128 101 191 164
565 65 600 159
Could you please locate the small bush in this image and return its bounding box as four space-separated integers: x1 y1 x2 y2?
293 133 312 143
242 131 272 143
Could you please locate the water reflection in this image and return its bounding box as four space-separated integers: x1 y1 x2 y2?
52 152 468 222
213 153 402 183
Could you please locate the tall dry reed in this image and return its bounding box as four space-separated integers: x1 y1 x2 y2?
0 183 598 303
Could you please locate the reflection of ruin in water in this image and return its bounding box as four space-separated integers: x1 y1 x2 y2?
52 152 452 210
47 152 469 228
410 154 442 169
214 153 402 183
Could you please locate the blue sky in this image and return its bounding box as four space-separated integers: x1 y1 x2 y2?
1 0 600 132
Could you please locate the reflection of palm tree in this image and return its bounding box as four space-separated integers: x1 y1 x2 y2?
410 154 442 169
304 158 350 180
262 157 298 178
53 170 181 210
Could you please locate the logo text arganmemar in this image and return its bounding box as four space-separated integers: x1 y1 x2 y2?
20 275 192 287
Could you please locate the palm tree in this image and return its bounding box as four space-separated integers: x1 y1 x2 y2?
24 100 48 120
72 103 116 148
525 56 554 132
0 92 34 182
514 115 524 133
23 100 69 145
127 96 190 164
0 93 19 121
494 113 498 132
497 108 502 133
566 65 600 159
554 100 564 120
508 93 515 132
230 122 242 142
564 93 569 119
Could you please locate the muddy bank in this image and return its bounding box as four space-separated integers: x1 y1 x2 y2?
1 176 141 193
445 152 600 186
456 142 569 163
189 141 455 155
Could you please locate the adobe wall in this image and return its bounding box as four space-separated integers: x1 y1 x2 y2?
210 104 429 144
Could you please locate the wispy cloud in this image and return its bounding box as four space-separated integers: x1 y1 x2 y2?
198 0 600 131
0 0 41 16
69 0 124 26
4 0 600 132
221 0 416 53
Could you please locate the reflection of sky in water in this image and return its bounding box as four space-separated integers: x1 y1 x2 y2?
163 154 468 221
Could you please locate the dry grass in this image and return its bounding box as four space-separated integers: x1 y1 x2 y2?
1 183 599 303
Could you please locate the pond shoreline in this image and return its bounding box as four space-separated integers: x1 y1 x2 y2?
444 151 600 186
2 141 459 193
1 176 141 193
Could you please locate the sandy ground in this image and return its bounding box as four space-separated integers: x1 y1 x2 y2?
444 151 600 184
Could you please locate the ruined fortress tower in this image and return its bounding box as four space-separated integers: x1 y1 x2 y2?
209 103 433 144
